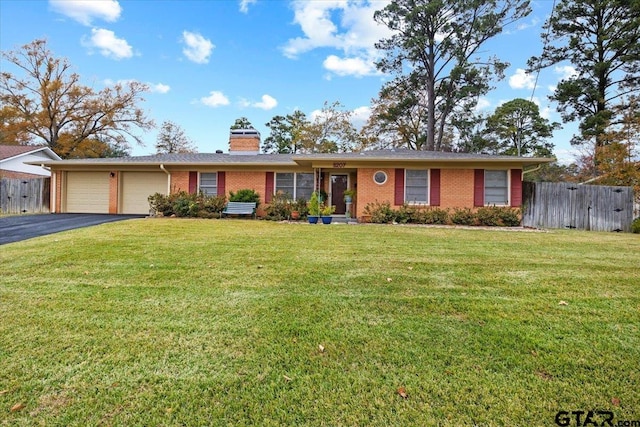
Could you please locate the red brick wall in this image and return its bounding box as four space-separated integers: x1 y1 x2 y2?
226 171 267 204
109 172 118 214
229 137 260 152
54 170 62 213
355 168 396 218
171 171 189 193
355 168 481 219
441 169 475 209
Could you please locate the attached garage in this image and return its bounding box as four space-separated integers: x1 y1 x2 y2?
65 171 110 213
120 172 168 214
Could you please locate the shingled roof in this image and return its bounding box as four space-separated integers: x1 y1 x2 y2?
31 149 554 167
0 145 51 161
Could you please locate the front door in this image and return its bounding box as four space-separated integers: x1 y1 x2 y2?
331 175 348 214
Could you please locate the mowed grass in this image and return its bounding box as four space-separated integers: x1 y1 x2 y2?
0 219 638 426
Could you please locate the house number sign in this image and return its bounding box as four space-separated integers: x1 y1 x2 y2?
333 162 346 168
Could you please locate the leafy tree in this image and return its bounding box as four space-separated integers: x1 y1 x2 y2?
361 77 429 150
63 138 131 158
0 105 31 145
452 112 497 154
484 98 558 156
374 0 531 151
0 39 154 159
262 110 308 154
297 101 359 153
230 117 255 129
523 162 581 183
155 120 197 154
593 96 640 197
527 0 640 148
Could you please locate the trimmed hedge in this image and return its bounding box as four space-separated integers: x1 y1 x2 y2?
148 191 226 218
363 202 522 227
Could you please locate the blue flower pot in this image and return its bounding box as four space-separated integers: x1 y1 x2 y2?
321 216 333 224
308 216 319 224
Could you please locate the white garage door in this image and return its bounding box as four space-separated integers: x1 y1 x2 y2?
120 172 168 214
65 172 110 213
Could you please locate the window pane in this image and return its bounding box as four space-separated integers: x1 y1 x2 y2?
485 170 508 205
405 170 428 203
296 173 314 200
276 173 294 198
200 173 217 196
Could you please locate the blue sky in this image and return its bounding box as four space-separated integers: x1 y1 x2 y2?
0 0 579 161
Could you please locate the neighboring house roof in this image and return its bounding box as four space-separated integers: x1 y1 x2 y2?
0 145 60 161
0 145 61 177
30 149 554 168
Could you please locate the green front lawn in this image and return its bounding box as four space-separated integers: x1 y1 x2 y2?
1 220 638 426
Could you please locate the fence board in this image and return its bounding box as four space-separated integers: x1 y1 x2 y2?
0 178 50 214
522 181 634 232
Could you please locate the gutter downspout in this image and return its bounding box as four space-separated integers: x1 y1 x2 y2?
41 164 55 213
522 164 542 176
160 164 170 194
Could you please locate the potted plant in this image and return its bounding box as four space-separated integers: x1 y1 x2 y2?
320 204 335 224
343 189 356 203
307 192 321 224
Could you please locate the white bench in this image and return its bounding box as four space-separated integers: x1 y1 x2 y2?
222 202 257 219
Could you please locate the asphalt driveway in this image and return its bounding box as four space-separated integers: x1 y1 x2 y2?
0 213 144 245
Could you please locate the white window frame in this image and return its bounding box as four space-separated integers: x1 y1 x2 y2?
373 170 388 185
484 170 509 206
199 172 218 196
275 172 314 200
404 169 430 205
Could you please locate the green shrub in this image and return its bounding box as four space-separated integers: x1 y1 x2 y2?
229 189 260 206
148 192 174 216
421 208 449 225
450 208 476 225
292 198 309 218
264 191 292 221
147 191 226 218
200 194 227 216
396 204 417 224
476 207 501 226
364 201 396 223
632 217 640 234
498 207 521 227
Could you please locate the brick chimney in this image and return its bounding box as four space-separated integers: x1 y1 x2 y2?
229 129 260 155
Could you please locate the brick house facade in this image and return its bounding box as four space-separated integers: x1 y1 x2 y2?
37 130 553 217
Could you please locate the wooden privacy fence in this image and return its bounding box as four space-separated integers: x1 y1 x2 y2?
0 177 50 214
522 181 635 232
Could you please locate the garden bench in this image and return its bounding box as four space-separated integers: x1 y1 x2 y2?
222 202 257 219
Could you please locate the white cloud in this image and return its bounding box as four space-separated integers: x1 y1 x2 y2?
182 31 214 64
239 94 278 110
253 94 278 110
239 0 256 13
82 28 133 60
323 55 376 77
150 83 170 94
509 68 535 90
554 65 578 80
351 106 371 129
201 91 230 107
475 97 492 112
282 1 392 77
50 0 121 25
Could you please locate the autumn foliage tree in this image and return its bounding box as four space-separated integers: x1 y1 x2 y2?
0 39 154 158
594 97 640 197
